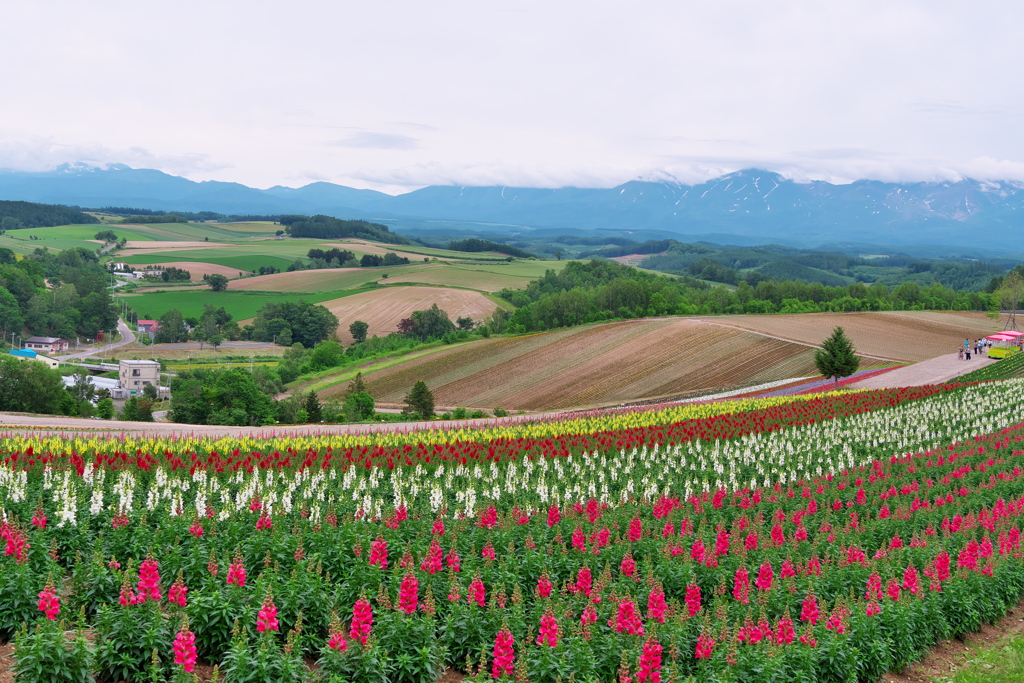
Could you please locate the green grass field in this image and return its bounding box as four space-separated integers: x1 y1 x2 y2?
210 221 282 233
380 264 541 292
233 264 432 291
121 288 363 320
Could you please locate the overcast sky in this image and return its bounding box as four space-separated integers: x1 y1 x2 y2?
1 1 1022 193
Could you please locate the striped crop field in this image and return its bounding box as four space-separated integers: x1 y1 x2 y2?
339 318 840 410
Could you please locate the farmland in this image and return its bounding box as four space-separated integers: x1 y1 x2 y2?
321 318 849 410
2 381 1024 683
121 289 360 321
713 310 1007 362
321 286 501 343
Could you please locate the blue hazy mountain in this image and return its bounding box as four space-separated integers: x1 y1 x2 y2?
1 164 1023 249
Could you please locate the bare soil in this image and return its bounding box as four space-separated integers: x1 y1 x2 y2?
148 261 245 281
360 319 827 411
119 241 235 254
319 287 498 343
712 311 1009 362
881 600 1024 683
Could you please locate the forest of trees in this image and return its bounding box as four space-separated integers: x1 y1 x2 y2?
0 246 119 340
0 200 98 229
628 240 1006 292
248 301 340 348
84 207 279 222
281 215 408 244
447 238 535 258
117 214 187 224
498 260 999 334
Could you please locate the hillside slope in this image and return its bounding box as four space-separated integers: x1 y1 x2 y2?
329 319 828 411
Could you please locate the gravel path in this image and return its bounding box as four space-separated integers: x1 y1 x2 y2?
846 352 996 390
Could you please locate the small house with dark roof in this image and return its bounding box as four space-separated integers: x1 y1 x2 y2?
23 336 69 354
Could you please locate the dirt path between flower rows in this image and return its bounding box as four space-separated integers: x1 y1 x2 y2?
847 351 998 390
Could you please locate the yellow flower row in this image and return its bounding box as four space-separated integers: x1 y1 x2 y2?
0 392 852 458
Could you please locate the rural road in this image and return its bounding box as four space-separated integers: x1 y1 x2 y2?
62 318 137 360
846 352 996 390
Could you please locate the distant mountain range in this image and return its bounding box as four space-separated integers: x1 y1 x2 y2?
2 163 1024 251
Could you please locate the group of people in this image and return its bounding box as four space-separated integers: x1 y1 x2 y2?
958 338 991 360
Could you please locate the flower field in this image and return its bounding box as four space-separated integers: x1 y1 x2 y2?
2 380 1024 682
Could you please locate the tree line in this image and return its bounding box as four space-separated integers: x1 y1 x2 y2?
281 215 408 244
0 200 98 230
446 238 535 259
285 248 416 272
498 260 1003 334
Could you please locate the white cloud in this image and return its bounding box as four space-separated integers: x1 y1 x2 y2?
1 1 1024 192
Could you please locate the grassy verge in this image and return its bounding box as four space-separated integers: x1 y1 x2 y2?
957 350 1024 382
291 338 491 395
943 633 1024 682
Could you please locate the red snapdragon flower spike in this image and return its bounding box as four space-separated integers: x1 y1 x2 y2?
446 547 461 572
469 576 486 607
3 526 29 564
491 626 515 679
168 579 188 607
537 610 559 647
756 561 774 591
256 594 279 632
571 526 587 553
733 565 750 604
432 516 445 536
774 614 795 645
903 564 920 594
350 598 373 646
255 514 272 531
369 536 388 568
398 572 419 614
188 520 203 537
421 540 443 574
226 556 246 587
637 638 663 683
37 582 59 620
31 508 46 530
621 551 637 578
327 629 347 651
581 604 598 625
647 585 667 623
800 591 819 625
536 573 553 599
173 628 197 673
478 505 497 529
865 572 883 601
684 582 702 617
611 598 644 636
137 558 162 603
575 566 593 597
865 600 882 617
694 633 715 659
628 518 643 542
481 542 496 561
547 504 560 528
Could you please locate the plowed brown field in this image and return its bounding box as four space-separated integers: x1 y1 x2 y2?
228 266 428 292
321 287 499 343
710 311 1008 362
345 319 827 411
121 241 234 254
155 261 243 281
